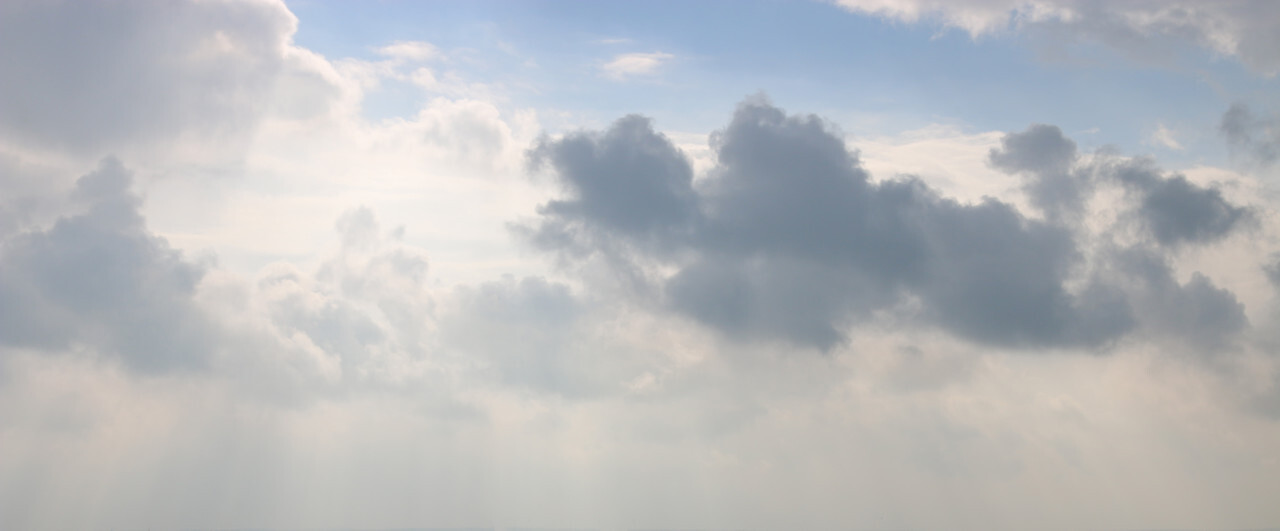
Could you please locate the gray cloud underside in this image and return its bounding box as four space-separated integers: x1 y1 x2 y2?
525 99 1251 351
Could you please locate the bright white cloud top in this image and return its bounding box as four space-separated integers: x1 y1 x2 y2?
1 1 1279 531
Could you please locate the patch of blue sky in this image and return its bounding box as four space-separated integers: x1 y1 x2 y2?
287 0 1272 167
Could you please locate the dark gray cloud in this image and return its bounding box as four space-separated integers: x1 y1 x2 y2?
526 115 699 252
1107 159 1251 248
1221 104 1279 167
988 124 1090 222
0 158 213 371
525 100 1160 351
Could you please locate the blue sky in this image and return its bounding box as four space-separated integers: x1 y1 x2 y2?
2 1 1280 530
290 0 1273 165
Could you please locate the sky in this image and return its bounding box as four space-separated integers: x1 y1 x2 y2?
2 1 1280 530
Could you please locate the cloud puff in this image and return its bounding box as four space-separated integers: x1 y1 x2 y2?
601 52 674 80
526 114 699 251
832 0 1280 75
988 123 1089 222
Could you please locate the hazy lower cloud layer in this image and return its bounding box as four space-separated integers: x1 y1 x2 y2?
2 1 1280 530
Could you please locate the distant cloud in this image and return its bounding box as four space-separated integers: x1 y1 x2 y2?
601 52 674 80
831 0 1280 75
1149 123 1184 150
375 40 439 62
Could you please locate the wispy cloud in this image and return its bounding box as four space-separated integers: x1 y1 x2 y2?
601 51 673 80
375 40 439 62
1149 123 1184 150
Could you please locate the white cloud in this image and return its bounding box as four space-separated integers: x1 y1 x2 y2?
831 0 1280 75
375 40 440 62
601 51 674 80
1149 123 1184 150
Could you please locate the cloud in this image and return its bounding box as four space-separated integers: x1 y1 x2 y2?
831 0 1280 75
988 123 1089 222
988 122 1252 248
0 0 300 155
1104 245 1248 349
1105 158 1252 248
0 159 213 372
601 52 674 80
524 99 1235 351
1267 255 1280 288
375 40 439 62
526 115 699 247
1149 123 1184 150
1221 103 1280 167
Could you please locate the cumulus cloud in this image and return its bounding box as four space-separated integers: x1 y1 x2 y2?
1104 158 1252 248
601 52 674 80
519 99 1253 351
0 159 213 372
988 123 1089 222
989 122 1252 248
831 0 1280 75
